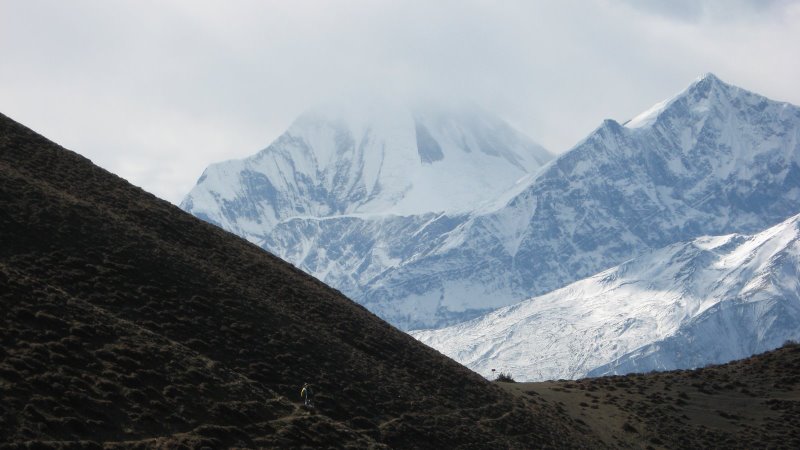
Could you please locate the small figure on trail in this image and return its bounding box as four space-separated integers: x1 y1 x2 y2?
300 382 314 407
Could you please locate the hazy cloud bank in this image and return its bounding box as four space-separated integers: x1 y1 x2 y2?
1 0 798 203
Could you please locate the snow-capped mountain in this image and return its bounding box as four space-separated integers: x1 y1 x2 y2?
183 74 800 331
181 101 552 329
181 101 552 242
412 214 800 381
357 73 800 329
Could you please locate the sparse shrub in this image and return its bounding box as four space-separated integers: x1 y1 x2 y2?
495 372 515 383
622 422 639 434
783 339 799 347
350 416 377 429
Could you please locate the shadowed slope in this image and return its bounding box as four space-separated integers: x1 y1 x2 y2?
0 113 598 448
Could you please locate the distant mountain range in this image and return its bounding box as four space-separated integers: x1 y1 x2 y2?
413 213 800 381
183 74 800 339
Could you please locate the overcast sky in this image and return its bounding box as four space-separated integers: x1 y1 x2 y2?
2 0 799 204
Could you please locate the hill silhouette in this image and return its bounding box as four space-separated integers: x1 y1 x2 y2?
0 113 599 447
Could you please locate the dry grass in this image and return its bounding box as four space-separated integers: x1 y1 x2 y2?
502 343 800 449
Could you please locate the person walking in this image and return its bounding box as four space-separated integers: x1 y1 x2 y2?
300 382 314 407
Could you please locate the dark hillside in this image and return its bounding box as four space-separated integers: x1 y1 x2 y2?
503 343 800 449
0 112 600 448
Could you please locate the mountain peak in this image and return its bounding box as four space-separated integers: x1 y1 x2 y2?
685 71 730 98
625 72 737 129
695 71 722 84
182 101 553 238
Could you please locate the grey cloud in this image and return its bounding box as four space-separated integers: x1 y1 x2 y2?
617 0 794 22
1 0 798 203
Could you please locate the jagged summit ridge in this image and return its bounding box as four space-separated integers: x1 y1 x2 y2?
181 101 552 244
625 72 761 130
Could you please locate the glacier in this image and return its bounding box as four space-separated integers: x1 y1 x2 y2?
412 214 800 381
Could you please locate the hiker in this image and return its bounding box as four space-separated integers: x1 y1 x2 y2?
300 382 314 407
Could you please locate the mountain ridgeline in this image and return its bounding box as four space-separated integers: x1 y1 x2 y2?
183 74 800 333
0 113 595 447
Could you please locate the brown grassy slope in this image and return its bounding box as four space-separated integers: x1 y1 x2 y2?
501 343 800 449
0 112 601 448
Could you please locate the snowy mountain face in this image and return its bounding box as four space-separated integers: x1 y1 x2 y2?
181 102 553 329
181 102 552 242
183 74 800 331
359 74 800 329
412 214 800 381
